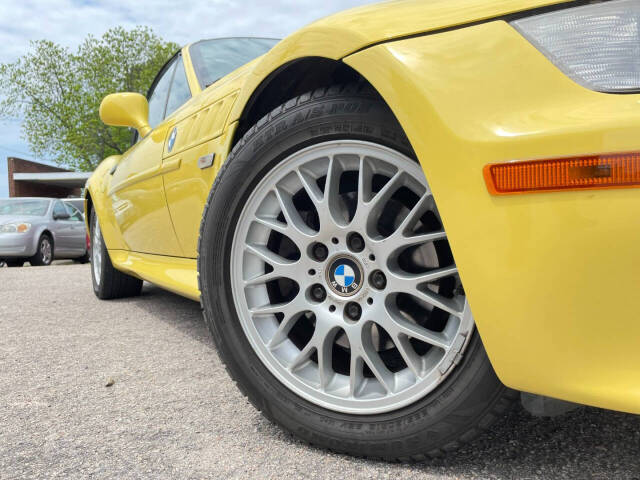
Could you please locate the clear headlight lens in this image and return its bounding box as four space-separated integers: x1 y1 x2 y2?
512 0 640 92
0 223 31 233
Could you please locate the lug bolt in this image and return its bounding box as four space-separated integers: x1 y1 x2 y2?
345 302 362 321
347 232 365 253
312 243 328 262
370 270 387 290
310 284 326 302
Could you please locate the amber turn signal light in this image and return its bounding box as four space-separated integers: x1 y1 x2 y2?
484 152 640 195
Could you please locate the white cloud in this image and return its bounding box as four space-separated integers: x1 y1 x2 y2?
0 0 376 63
0 0 376 196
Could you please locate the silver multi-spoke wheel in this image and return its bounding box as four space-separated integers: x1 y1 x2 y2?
92 215 102 285
231 140 474 414
40 237 52 264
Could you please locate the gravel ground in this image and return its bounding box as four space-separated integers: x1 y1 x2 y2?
1 263 639 479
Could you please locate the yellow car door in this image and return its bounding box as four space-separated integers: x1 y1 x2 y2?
162 39 277 258
107 56 183 257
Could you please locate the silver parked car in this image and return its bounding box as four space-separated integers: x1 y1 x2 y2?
0 198 88 267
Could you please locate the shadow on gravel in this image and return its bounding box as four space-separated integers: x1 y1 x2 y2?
117 283 640 479
119 283 213 346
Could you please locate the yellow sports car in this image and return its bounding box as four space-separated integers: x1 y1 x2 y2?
85 0 640 460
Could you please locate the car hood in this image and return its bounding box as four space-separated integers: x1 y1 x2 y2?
308 0 570 57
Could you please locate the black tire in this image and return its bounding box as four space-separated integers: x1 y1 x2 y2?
90 209 143 300
29 234 53 266
74 252 90 264
198 84 516 461
5 258 25 267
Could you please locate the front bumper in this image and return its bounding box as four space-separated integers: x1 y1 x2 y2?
0 232 37 258
345 21 640 414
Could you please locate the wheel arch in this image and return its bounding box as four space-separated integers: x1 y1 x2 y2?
83 156 126 251
84 191 94 233
40 229 53 242
231 56 398 150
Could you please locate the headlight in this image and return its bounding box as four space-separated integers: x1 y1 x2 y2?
512 0 640 92
0 223 31 233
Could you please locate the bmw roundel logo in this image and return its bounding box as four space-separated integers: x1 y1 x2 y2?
167 127 177 152
326 256 363 297
335 264 355 288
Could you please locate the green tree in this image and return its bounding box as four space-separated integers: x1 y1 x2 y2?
0 26 179 171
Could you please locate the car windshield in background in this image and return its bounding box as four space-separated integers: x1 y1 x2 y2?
0 199 49 216
63 198 85 213
189 37 279 89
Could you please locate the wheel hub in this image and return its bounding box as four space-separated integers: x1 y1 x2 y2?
325 254 363 297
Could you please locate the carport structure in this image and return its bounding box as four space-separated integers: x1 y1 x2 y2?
6 157 90 198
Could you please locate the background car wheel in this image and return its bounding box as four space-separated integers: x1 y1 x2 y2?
5 259 25 267
74 252 90 264
29 234 53 266
90 209 143 299
198 83 517 460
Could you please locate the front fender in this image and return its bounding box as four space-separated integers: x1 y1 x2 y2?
227 0 563 127
344 21 640 414
85 155 125 250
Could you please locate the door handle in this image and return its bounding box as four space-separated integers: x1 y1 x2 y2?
160 158 181 174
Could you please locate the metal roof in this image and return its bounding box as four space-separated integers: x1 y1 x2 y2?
13 172 91 188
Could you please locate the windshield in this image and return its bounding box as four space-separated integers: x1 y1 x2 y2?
0 199 50 216
189 38 279 89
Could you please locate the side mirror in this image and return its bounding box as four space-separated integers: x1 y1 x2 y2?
99 92 152 137
53 212 70 221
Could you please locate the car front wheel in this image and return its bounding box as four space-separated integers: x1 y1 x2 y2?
198 84 516 460
29 234 53 266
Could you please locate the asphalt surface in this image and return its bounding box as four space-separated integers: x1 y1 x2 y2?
1 263 639 479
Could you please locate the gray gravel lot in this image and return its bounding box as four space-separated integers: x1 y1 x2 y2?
1 263 639 479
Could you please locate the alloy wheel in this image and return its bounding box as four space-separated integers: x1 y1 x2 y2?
92 216 102 285
231 140 474 414
41 238 52 264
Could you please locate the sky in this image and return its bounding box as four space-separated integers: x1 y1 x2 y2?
0 0 377 197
